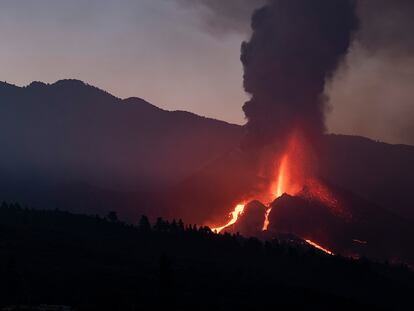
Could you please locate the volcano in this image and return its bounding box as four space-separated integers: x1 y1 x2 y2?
165 130 414 266
210 129 414 265
162 0 414 268
218 181 414 265
268 188 414 264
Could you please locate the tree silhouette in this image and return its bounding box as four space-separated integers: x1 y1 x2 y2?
106 211 118 222
154 217 169 233
178 219 185 231
0 203 412 310
138 215 151 233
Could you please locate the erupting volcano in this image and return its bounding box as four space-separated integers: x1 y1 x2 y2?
212 130 340 257
172 0 414 265
209 123 413 263
212 129 319 234
212 0 360 257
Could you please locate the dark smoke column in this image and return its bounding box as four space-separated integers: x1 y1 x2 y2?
241 0 358 150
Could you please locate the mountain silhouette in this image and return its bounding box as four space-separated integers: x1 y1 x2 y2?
320 134 414 220
0 79 242 218
0 79 242 189
1 79 414 224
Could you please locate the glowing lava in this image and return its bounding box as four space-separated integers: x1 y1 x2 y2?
272 154 289 199
305 240 334 255
212 203 246 233
263 132 306 230
262 208 272 231
212 129 335 237
216 150 294 233
262 153 291 230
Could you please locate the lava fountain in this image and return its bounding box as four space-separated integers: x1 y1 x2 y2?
212 0 357 257
212 130 314 233
211 129 336 256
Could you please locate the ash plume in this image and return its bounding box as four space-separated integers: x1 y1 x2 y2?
241 0 358 150
175 0 265 35
176 0 414 145
328 0 414 145
357 0 414 56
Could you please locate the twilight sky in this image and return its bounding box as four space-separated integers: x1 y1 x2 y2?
0 0 248 124
1 0 414 145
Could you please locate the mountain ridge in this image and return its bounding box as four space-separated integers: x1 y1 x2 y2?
0 79 243 217
1 79 414 223
0 79 243 127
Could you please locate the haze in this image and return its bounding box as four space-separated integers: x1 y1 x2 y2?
1 0 414 145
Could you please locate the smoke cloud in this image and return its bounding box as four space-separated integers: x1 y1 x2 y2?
327 0 414 145
177 0 414 146
357 0 414 55
241 0 358 149
175 0 264 35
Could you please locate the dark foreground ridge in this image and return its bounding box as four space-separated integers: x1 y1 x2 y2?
0 203 412 310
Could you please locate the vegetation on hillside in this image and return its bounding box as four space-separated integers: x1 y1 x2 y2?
0 203 412 310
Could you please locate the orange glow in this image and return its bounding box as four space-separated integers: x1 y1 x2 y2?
212 128 342 254
263 131 307 230
213 131 314 233
263 153 290 230
305 239 334 255
270 130 310 199
210 129 345 261
262 207 272 231
272 154 289 198
212 203 246 233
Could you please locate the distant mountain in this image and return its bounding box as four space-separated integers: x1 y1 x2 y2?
0 80 243 217
1 79 414 224
320 134 414 220
0 79 242 189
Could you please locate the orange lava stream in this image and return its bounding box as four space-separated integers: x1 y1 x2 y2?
262 208 272 231
212 130 320 234
219 152 290 233
211 131 341 259
212 203 246 233
305 240 334 255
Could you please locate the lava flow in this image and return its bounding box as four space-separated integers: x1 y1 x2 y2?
305 240 334 256
213 131 306 233
212 155 289 233
212 203 246 233
212 131 308 233
211 130 341 257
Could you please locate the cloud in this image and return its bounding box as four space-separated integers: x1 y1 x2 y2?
176 0 414 146
327 0 414 145
175 0 265 36
240 0 358 149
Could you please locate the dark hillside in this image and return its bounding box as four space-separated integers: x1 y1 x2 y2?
0 204 412 310
0 80 243 191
